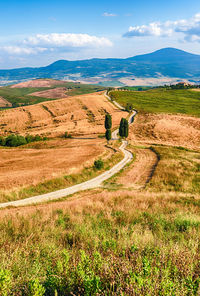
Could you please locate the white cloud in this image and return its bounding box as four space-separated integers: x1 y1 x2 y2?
124 22 173 37
103 12 117 17
24 33 112 48
0 46 47 55
123 13 200 43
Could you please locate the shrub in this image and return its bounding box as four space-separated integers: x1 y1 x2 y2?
5 134 27 147
94 159 104 170
64 132 72 139
28 278 45 296
0 269 12 296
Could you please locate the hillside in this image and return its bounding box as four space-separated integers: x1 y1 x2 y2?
0 48 200 86
0 92 126 137
0 87 200 295
0 79 105 107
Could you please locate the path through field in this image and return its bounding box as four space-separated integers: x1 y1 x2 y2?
119 148 158 189
0 98 136 208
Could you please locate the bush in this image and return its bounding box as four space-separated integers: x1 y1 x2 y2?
64 132 72 139
28 278 45 296
0 133 47 147
0 269 12 296
94 159 104 170
5 134 27 147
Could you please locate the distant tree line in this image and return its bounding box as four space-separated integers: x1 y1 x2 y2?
0 134 47 147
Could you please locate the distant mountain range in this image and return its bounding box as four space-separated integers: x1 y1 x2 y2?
1 48 200 86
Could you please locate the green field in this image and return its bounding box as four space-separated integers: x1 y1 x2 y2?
0 82 105 108
110 88 200 116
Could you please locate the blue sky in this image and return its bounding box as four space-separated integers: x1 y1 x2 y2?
0 0 200 68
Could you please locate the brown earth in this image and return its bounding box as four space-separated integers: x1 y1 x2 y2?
0 92 127 137
10 79 65 88
0 96 12 107
28 87 69 99
118 148 158 189
129 112 200 149
0 138 109 191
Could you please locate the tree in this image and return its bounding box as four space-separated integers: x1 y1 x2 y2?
119 118 129 138
105 129 111 143
105 114 112 130
119 118 125 137
124 119 129 138
125 103 133 112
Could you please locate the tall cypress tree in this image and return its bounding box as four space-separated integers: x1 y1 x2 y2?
119 118 129 138
124 119 129 138
105 114 112 130
119 118 125 137
105 129 111 143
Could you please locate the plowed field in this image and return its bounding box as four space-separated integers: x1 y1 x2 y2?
0 92 127 137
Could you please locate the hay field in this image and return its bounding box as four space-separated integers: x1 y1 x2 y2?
28 87 69 98
0 138 108 192
129 112 200 149
0 92 127 136
10 78 65 88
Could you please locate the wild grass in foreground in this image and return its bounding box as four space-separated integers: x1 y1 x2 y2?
0 191 199 295
110 88 200 116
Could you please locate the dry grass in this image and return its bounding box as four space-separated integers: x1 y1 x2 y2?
129 112 200 149
118 147 158 189
28 87 70 98
10 78 65 88
0 92 127 136
0 138 114 197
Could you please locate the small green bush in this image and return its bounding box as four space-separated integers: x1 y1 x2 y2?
94 159 104 170
0 269 12 296
64 132 72 138
28 278 45 296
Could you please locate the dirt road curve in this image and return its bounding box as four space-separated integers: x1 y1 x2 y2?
0 97 136 208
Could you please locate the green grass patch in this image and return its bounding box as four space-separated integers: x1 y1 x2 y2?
110 88 200 116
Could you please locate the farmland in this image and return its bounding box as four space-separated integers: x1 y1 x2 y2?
0 86 200 295
0 79 105 107
110 88 200 117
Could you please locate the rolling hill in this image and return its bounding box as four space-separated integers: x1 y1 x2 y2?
0 48 200 86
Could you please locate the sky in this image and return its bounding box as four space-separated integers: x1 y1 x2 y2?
0 0 200 68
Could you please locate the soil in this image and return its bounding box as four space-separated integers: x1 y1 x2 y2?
29 87 70 99
10 79 66 88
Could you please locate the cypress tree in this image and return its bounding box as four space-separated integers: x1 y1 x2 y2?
105 129 111 143
119 118 129 138
119 118 125 137
124 119 129 138
105 114 112 130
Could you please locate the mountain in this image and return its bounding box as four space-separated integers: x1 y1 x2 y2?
0 48 200 86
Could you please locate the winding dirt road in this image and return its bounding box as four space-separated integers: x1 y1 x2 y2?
0 97 136 208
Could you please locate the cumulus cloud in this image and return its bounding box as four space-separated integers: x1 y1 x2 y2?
103 12 117 17
24 33 112 48
0 46 47 55
123 13 200 42
0 33 112 57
